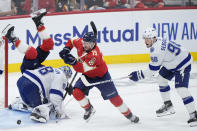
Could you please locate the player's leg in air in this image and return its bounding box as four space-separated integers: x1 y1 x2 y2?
3 9 54 112
2 8 54 73
156 67 176 117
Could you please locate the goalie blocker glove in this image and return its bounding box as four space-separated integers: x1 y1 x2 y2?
129 70 144 81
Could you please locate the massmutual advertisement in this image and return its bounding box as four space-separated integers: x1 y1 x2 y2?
0 9 197 72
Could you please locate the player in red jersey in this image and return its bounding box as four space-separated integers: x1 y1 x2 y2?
59 24 139 123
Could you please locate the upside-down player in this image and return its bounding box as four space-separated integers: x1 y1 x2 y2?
59 22 139 123
2 9 72 123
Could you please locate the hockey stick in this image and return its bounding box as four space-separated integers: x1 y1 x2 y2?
90 21 97 37
63 71 78 100
82 75 132 87
63 52 88 100
63 21 97 99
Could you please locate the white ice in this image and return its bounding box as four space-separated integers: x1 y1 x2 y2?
1 62 197 131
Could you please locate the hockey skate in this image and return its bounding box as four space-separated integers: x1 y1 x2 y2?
30 8 47 28
188 111 197 127
1 24 18 43
129 114 140 123
156 101 175 117
83 105 96 122
8 97 32 112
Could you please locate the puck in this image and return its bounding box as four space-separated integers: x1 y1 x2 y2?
17 120 21 125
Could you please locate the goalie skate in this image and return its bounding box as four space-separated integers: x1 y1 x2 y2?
30 112 47 123
84 105 96 122
30 8 47 28
156 101 175 117
188 111 197 127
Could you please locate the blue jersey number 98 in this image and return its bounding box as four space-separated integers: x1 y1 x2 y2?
38 66 54 75
167 41 181 56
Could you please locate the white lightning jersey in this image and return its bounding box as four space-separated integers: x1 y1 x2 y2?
143 38 193 78
22 66 68 106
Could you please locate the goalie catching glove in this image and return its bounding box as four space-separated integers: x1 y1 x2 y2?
129 70 144 81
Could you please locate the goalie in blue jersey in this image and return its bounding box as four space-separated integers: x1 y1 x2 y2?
128 27 197 127
2 9 72 123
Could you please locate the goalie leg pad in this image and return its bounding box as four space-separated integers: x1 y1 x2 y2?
40 38 54 52
30 104 50 123
25 46 38 60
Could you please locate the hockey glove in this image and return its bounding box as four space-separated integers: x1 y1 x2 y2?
129 70 144 82
59 47 71 59
0 70 3 75
63 54 77 65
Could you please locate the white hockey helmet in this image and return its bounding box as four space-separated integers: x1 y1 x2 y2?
59 66 72 78
142 27 157 39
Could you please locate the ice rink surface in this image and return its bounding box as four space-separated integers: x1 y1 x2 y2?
0 62 197 131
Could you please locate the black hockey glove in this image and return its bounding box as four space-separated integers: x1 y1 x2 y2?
63 53 77 65
129 70 144 82
59 47 71 59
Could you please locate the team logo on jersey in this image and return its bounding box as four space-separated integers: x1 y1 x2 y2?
150 47 154 53
88 57 96 65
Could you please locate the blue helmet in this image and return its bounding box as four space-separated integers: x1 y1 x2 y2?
59 66 72 78
83 32 97 43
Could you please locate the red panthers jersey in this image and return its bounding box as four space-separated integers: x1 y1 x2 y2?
65 38 108 78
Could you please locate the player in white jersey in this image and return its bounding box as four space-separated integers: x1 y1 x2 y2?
0 36 5 75
128 27 197 127
2 9 72 123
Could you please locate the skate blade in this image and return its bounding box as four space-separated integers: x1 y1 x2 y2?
1 24 13 36
85 109 96 123
30 8 46 18
156 110 175 117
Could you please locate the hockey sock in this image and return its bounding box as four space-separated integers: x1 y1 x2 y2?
14 40 37 60
159 85 171 102
72 88 90 110
176 87 196 117
37 25 54 52
109 95 131 118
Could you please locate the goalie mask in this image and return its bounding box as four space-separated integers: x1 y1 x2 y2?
59 66 72 78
